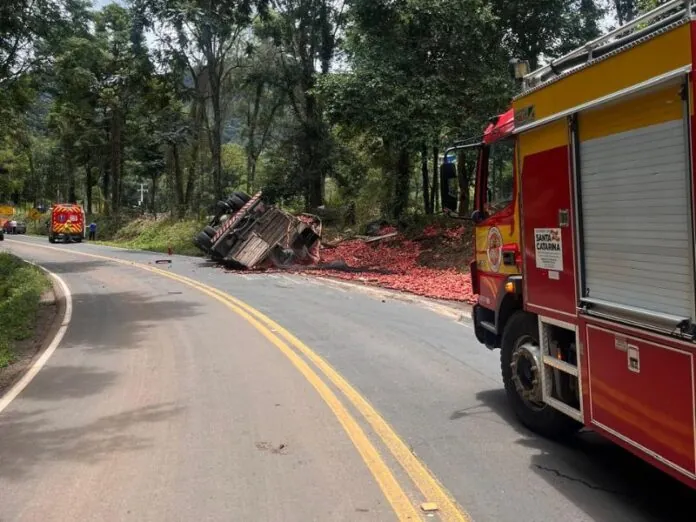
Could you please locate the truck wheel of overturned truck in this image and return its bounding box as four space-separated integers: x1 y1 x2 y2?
203 226 217 238
233 191 251 203
501 311 580 439
227 195 245 211
195 231 213 250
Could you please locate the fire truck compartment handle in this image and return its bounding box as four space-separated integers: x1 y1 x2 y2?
581 297 690 329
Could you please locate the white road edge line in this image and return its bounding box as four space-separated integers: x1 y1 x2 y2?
0 264 72 415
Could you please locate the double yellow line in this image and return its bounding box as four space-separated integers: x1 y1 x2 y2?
9 240 472 522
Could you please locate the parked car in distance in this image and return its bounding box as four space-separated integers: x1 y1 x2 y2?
3 220 26 234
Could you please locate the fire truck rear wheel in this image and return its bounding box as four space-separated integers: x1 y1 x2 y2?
501 311 580 440
203 226 217 238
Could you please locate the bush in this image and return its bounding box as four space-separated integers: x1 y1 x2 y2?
0 253 51 368
99 217 206 256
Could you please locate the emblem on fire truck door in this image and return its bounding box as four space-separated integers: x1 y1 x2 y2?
486 227 503 273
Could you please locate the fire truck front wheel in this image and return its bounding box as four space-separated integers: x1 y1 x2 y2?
501 311 580 440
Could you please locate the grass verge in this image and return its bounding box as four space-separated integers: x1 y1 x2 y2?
0 253 52 368
97 217 205 256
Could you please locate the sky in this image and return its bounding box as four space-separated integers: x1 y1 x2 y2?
92 0 125 8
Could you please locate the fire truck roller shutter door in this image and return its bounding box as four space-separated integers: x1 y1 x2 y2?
577 81 692 321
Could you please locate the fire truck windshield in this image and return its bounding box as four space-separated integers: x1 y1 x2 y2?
485 138 514 214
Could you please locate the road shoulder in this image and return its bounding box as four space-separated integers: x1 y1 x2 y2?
0 266 62 398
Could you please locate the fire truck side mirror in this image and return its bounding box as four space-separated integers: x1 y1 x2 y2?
471 210 484 223
439 162 458 213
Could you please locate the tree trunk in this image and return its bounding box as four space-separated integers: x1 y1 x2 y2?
304 90 325 209
86 163 93 214
308 169 323 208
392 148 411 219
150 173 158 216
247 155 257 194
187 100 205 211
172 143 186 219
185 162 196 207
246 81 263 193
102 158 110 213
110 109 122 213
432 146 439 213
26 147 37 206
210 75 224 200
319 0 333 75
65 147 76 204
421 144 431 214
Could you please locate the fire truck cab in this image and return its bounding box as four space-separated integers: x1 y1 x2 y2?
445 0 696 489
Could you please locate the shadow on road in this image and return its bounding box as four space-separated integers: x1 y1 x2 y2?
17 365 117 401
0 403 183 481
29 259 109 275
64 290 203 352
475 388 696 522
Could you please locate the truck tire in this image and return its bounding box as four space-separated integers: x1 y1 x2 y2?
233 191 251 203
203 226 217 238
194 231 213 250
216 200 232 214
501 311 580 439
227 195 245 211
49 236 55 244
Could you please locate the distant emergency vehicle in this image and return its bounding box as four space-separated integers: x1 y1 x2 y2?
49 203 85 243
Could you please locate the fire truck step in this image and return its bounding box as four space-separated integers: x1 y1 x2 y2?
544 396 582 422
480 321 497 334
542 355 578 377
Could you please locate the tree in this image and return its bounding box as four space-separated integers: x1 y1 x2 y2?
491 0 604 69
322 0 511 218
612 0 668 24
94 4 154 212
235 38 286 193
261 0 346 208
134 0 270 200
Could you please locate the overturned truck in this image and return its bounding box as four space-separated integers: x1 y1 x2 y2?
193 191 322 269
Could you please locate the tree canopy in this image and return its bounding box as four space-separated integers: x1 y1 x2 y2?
0 0 658 220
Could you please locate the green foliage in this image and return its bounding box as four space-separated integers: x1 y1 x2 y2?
222 143 247 186
320 0 513 218
100 217 206 256
0 253 51 367
0 0 610 224
491 0 604 68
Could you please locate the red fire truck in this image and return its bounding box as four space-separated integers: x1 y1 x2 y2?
48 203 85 243
442 0 696 489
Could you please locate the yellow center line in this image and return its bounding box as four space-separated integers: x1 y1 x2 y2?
192 277 472 522
8 239 473 521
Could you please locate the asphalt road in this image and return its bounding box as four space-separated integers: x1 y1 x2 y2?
2 235 696 522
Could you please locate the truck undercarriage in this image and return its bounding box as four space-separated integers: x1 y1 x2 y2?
193 191 322 269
